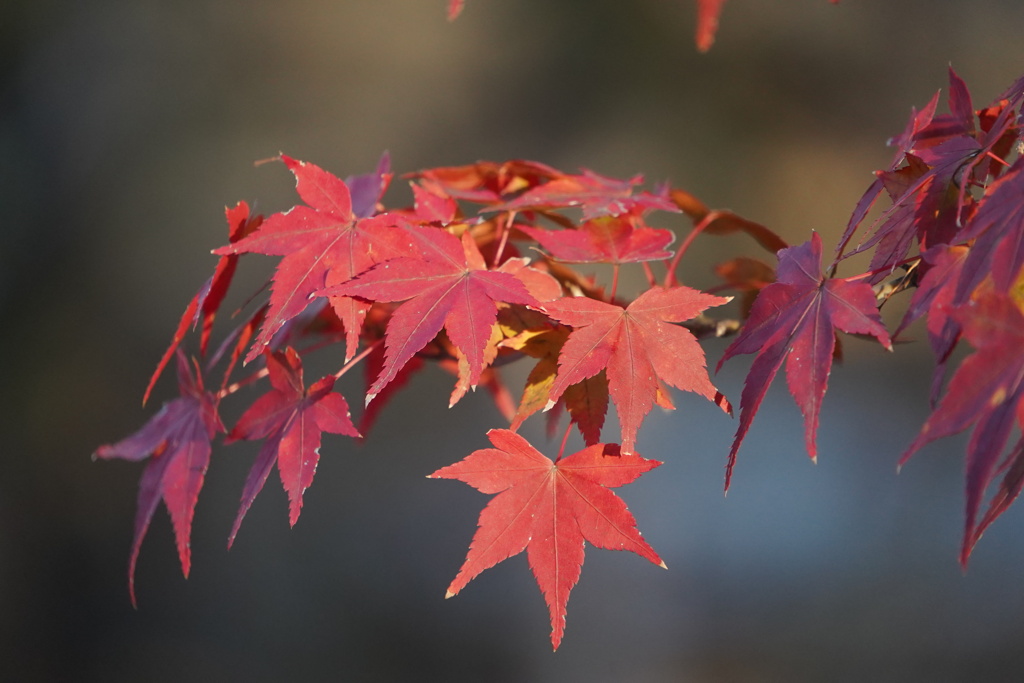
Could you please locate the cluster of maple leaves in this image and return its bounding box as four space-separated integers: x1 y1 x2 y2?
95 6 1024 646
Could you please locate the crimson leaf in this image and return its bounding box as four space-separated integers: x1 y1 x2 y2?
901 293 1024 566
225 347 359 545
144 201 262 404
544 286 731 454
519 213 675 265
322 226 538 403
214 156 407 364
94 352 224 605
718 232 891 489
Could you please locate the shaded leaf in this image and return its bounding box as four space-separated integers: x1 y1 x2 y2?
718 233 891 489
955 157 1024 303
669 188 786 253
971 438 1024 556
901 293 1024 566
94 352 223 605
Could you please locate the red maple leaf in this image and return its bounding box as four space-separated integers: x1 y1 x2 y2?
954 157 1024 304
718 232 891 488
411 159 562 204
429 429 665 650
543 286 731 454
345 151 392 219
143 201 262 404
893 244 969 402
901 293 1024 566
973 439 1024 555
519 213 675 265
489 168 678 220
225 347 359 545
94 352 224 605
322 226 538 402
214 156 407 365
447 0 465 21
694 0 727 52
841 69 1018 279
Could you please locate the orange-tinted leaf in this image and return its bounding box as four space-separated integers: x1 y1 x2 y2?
504 326 568 429
496 257 563 302
715 256 776 318
429 429 664 649
411 159 562 204
669 188 786 253
714 257 775 289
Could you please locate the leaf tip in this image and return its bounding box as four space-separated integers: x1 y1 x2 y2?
714 391 732 416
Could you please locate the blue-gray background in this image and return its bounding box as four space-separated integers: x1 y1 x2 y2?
3 1 1024 680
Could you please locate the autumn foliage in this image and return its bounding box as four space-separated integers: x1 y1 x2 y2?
96 4 1024 650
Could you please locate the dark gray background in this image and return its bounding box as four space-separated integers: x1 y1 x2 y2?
4 1 1024 680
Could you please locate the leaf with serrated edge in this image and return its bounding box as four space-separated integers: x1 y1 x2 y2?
429 429 664 649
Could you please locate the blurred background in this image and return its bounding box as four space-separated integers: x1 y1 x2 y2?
4 0 1024 680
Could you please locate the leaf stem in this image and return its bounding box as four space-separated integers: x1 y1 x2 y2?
641 261 657 288
217 337 382 400
334 338 383 380
555 421 573 463
491 212 516 268
664 210 723 288
841 254 925 283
